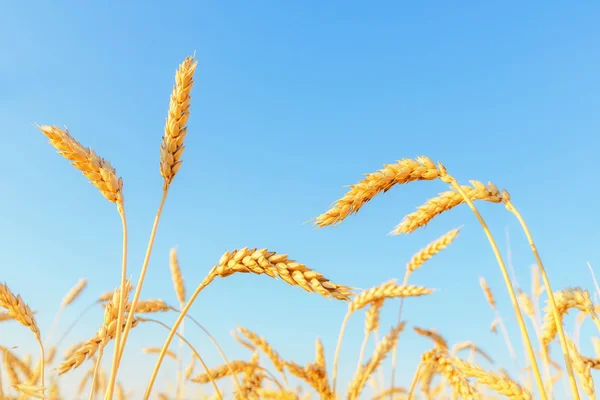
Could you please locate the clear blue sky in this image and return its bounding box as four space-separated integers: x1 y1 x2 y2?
2 1 600 398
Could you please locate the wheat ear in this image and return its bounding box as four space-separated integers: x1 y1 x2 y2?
170 248 187 400
46 278 88 346
479 277 518 370
0 283 45 396
454 358 532 399
237 327 288 387
36 125 124 204
392 228 460 398
393 180 503 234
313 156 440 227
347 322 406 399
356 299 384 373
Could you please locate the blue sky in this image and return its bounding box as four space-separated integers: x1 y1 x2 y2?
1 1 600 398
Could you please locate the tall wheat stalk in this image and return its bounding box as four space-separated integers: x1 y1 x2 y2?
36 124 126 399
437 163 547 400
503 192 580 399
108 55 198 399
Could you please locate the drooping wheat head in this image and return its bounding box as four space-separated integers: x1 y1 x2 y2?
313 156 441 228
37 125 124 205
212 247 353 300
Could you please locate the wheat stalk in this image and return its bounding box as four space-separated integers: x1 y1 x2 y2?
145 247 351 398
114 55 198 400
504 192 581 399
436 163 547 400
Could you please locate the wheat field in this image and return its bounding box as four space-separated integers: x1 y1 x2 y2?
1 54 598 400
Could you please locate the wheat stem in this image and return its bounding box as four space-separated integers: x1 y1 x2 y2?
144 270 217 399
390 270 410 398
88 347 104 400
104 205 129 399
172 310 245 394
504 197 579 400
116 190 168 367
438 164 547 400
407 361 422 400
139 317 223 399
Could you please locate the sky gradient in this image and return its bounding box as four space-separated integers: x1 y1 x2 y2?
2 1 600 398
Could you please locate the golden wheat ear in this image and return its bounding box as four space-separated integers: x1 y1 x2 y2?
35 124 124 205
160 56 198 190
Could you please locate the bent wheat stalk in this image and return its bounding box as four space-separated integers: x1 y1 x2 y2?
503 192 579 400
138 317 223 399
436 163 547 400
145 248 351 398
36 124 129 400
